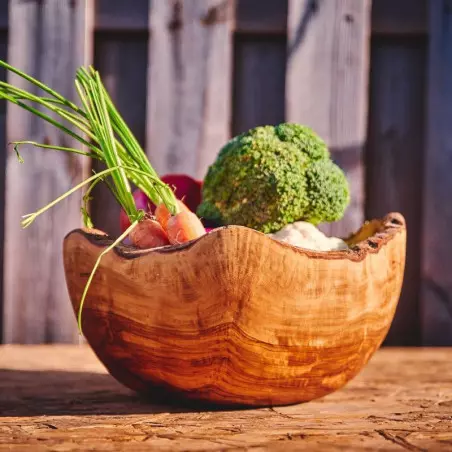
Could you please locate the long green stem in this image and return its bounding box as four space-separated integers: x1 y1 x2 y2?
0 91 97 152
0 82 90 132
0 59 181 224
0 59 83 114
21 165 129 228
12 141 101 160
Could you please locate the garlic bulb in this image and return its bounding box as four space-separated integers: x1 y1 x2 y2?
268 221 348 251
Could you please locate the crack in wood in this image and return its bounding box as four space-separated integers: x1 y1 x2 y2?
269 407 296 420
40 422 58 430
376 430 427 452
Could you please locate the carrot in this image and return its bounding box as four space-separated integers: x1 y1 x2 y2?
119 189 151 233
166 210 206 245
155 200 190 231
129 217 170 249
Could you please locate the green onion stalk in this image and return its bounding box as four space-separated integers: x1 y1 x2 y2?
0 60 182 333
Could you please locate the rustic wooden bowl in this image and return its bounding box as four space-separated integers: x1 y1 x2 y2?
63 212 406 407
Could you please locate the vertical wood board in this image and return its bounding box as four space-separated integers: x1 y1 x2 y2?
286 0 371 238
235 0 288 34
3 0 93 343
371 0 427 35
421 0 452 346
146 0 234 180
366 37 426 345
0 31 8 342
232 35 286 135
95 0 149 31
92 32 148 237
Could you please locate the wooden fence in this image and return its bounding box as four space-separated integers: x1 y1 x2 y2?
0 0 451 346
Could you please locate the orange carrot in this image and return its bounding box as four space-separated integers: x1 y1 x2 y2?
129 217 170 249
166 210 206 245
155 200 190 231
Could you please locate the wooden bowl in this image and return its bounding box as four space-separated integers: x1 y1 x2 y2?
63 212 406 407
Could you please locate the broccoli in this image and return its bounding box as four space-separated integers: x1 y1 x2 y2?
197 123 350 234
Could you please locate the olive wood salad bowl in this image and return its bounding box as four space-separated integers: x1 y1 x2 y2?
63 212 406 407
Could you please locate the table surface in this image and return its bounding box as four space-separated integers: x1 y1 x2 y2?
0 346 451 451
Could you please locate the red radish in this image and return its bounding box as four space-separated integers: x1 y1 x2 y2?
161 174 202 212
166 210 206 245
155 200 191 231
129 217 170 249
119 175 202 233
120 189 151 232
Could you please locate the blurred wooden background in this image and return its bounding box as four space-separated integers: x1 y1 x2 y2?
0 0 451 346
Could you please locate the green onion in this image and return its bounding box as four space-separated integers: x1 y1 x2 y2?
0 59 184 335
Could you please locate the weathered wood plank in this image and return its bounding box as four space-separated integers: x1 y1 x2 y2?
234 0 428 36
372 0 427 35
1 345 451 451
235 0 287 35
286 0 371 238
232 35 286 135
95 0 149 31
92 33 148 237
146 0 234 179
366 37 426 346
3 0 93 343
421 0 452 346
0 32 8 342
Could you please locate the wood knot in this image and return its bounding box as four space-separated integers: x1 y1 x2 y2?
201 0 231 26
168 0 183 31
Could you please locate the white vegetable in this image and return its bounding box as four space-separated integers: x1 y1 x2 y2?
268 221 348 251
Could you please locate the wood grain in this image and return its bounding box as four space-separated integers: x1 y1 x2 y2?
421 0 452 346
146 0 234 179
1 345 451 451
286 0 371 238
62 213 406 407
3 0 93 343
366 37 426 345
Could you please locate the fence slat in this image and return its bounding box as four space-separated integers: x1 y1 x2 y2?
95 0 149 31
232 35 286 135
0 28 8 342
235 0 288 34
146 0 234 179
3 0 93 343
372 0 427 35
366 37 426 345
286 0 371 238
421 0 452 346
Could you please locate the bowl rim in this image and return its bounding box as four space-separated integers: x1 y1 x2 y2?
65 212 406 264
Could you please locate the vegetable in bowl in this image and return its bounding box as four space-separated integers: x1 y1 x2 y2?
0 58 353 334
197 123 350 233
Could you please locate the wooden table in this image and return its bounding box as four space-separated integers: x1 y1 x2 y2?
0 346 451 451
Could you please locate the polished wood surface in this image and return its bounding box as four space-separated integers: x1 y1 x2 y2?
63 213 406 407
1 345 450 451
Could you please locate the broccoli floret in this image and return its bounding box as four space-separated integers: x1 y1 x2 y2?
303 159 350 225
197 123 350 233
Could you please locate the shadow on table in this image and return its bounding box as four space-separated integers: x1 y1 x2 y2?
0 369 254 417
